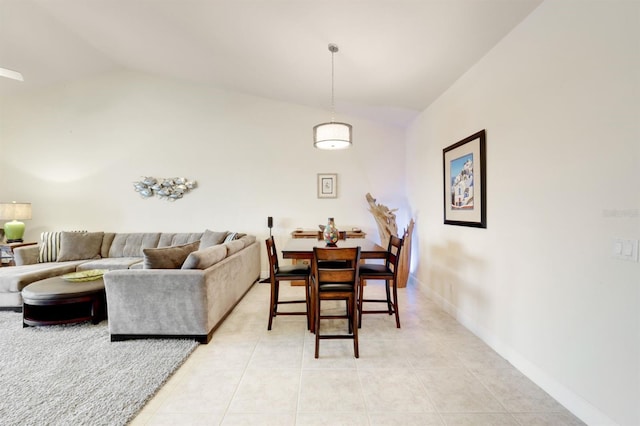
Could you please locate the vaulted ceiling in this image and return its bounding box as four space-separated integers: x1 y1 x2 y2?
0 0 542 126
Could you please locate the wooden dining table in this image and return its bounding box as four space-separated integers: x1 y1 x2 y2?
281 238 387 261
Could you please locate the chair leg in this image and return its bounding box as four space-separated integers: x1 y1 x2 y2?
309 280 316 334
385 279 393 315
304 276 311 331
351 293 359 358
392 279 401 328
346 299 352 334
357 277 364 328
267 279 276 330
314 289 321 359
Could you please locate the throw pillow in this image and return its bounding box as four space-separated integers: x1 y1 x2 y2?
223 232 238 243
57 232 104 262
38 230 89 263
199 229 229 249
181 245 227 270
224 239 244 256
38 231 62 263
237 235 256 248
143 240 200 269
101 233 116 258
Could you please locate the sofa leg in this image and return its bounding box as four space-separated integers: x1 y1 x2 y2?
110 333 212 343
198 330 214 344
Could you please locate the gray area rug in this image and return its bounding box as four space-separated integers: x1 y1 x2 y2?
0 311 198 426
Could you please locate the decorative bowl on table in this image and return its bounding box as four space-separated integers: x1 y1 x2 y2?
61 269 107 282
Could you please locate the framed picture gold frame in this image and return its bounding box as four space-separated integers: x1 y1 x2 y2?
443 130 486 228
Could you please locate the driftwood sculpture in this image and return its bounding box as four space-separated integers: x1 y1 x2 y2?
365 193 398 250
366 193 414 287
396 219 414 288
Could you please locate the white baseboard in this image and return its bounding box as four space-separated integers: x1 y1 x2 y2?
409 274 617 426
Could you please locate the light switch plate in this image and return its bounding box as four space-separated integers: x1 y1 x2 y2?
612 238 639 262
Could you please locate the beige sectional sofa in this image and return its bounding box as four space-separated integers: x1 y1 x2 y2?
0 230 260 343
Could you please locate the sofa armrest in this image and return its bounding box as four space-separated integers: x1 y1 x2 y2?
13 246 40 266
104 269 209 337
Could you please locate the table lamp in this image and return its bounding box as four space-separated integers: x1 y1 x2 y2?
0 202 32 243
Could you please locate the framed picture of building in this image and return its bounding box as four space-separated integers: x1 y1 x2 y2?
443 130 486 228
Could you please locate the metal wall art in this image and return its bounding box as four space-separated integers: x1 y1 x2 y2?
133 176 197 201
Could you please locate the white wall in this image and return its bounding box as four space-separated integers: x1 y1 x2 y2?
406 1 639 425
0 70 409 274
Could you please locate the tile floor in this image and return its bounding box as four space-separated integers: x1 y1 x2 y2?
131 281 584 426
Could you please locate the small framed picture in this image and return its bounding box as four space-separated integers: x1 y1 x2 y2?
443 130 487 228
317 173 338 198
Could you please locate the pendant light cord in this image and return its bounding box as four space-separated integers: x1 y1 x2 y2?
328 43 339 123
331 48 335 122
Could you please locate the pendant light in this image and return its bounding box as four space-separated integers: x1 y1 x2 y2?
0 67 24 81
313 43 352 150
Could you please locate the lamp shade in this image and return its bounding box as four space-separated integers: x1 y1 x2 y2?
0 202 32 220
0 202 31 242
313 122 352 150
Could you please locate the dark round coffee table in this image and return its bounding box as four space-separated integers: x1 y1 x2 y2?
21 275 106 327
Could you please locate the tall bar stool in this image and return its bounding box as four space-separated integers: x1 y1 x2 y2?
312 246 361 358
358 235 403 328
265 237 311 331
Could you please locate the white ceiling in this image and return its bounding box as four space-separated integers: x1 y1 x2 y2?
0 0 542 127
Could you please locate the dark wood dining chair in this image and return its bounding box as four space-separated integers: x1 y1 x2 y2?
358 235 403 328
266 237 311 331
312 246 361 358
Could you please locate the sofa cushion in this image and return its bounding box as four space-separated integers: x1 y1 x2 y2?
0 261 86 293
101 233 116 258
224 240 245 256
158 233 203 247
57 232 104 262
199 229 228 249
181 245 227 270
109 233 161 258
77 257 143 271
237 235 257 248
143 240 200 269
38 231 62 263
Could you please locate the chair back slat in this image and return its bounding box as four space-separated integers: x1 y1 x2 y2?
265 236 279 273
385 236 403 270
388 253 398 270
314 246 356 261
317 269 356 283
312 247 361 286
